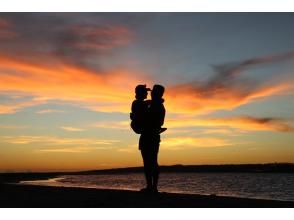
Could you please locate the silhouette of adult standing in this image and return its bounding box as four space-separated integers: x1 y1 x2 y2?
139 84 166 193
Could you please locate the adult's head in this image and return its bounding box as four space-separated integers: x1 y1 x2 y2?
151 84 165 100
135 84 150 100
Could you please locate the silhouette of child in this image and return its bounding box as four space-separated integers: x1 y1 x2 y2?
130 85 166 134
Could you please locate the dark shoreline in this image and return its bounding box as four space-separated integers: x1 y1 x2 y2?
1 183 294 208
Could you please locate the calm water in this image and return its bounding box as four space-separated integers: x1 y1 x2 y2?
20 172 294 201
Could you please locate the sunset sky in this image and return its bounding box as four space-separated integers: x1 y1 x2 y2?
0 13 294 172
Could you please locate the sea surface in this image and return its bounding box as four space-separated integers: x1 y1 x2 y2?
19 172 294 202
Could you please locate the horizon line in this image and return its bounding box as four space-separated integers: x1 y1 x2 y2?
1 162 293 174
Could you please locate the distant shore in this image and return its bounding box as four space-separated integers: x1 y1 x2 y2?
2 163 294 177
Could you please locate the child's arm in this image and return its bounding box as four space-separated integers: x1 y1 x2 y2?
145 100 152 105
160 127 167 133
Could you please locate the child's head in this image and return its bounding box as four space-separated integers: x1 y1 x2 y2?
135 84 150 100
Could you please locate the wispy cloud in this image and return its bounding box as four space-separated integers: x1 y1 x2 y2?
0 14 133 69
91 120 129 130
116 146 136 153
200 128 237 135
0 98 48 114
56 24 132 68
38 146 99 153
1 135 119 145
36 109 65 114
167 52 294 114
161 137 234 150
61 126 85 132
65 25 131 50
0 125 28 129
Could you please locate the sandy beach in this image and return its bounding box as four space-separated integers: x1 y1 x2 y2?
0 182 293 208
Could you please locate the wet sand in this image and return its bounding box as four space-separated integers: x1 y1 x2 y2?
1 183 294 208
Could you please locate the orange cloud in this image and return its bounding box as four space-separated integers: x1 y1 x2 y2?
166 51 294 114
166 82 293 114
166 116 294 132
0 51 293 116
0 55 150 114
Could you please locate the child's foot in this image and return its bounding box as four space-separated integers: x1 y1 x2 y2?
159 128 167 133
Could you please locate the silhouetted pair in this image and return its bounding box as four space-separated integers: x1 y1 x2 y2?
130 84 166 193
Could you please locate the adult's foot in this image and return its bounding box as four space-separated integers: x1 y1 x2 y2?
152 188 159 194
140 187 152 193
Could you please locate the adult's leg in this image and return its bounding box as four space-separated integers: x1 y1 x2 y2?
151 134 160 191
139 134 151 189
151 151 159 191
141 148 152 190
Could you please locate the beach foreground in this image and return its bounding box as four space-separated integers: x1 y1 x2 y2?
1 183 294 208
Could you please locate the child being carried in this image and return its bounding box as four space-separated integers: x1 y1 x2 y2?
130 84 167 134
